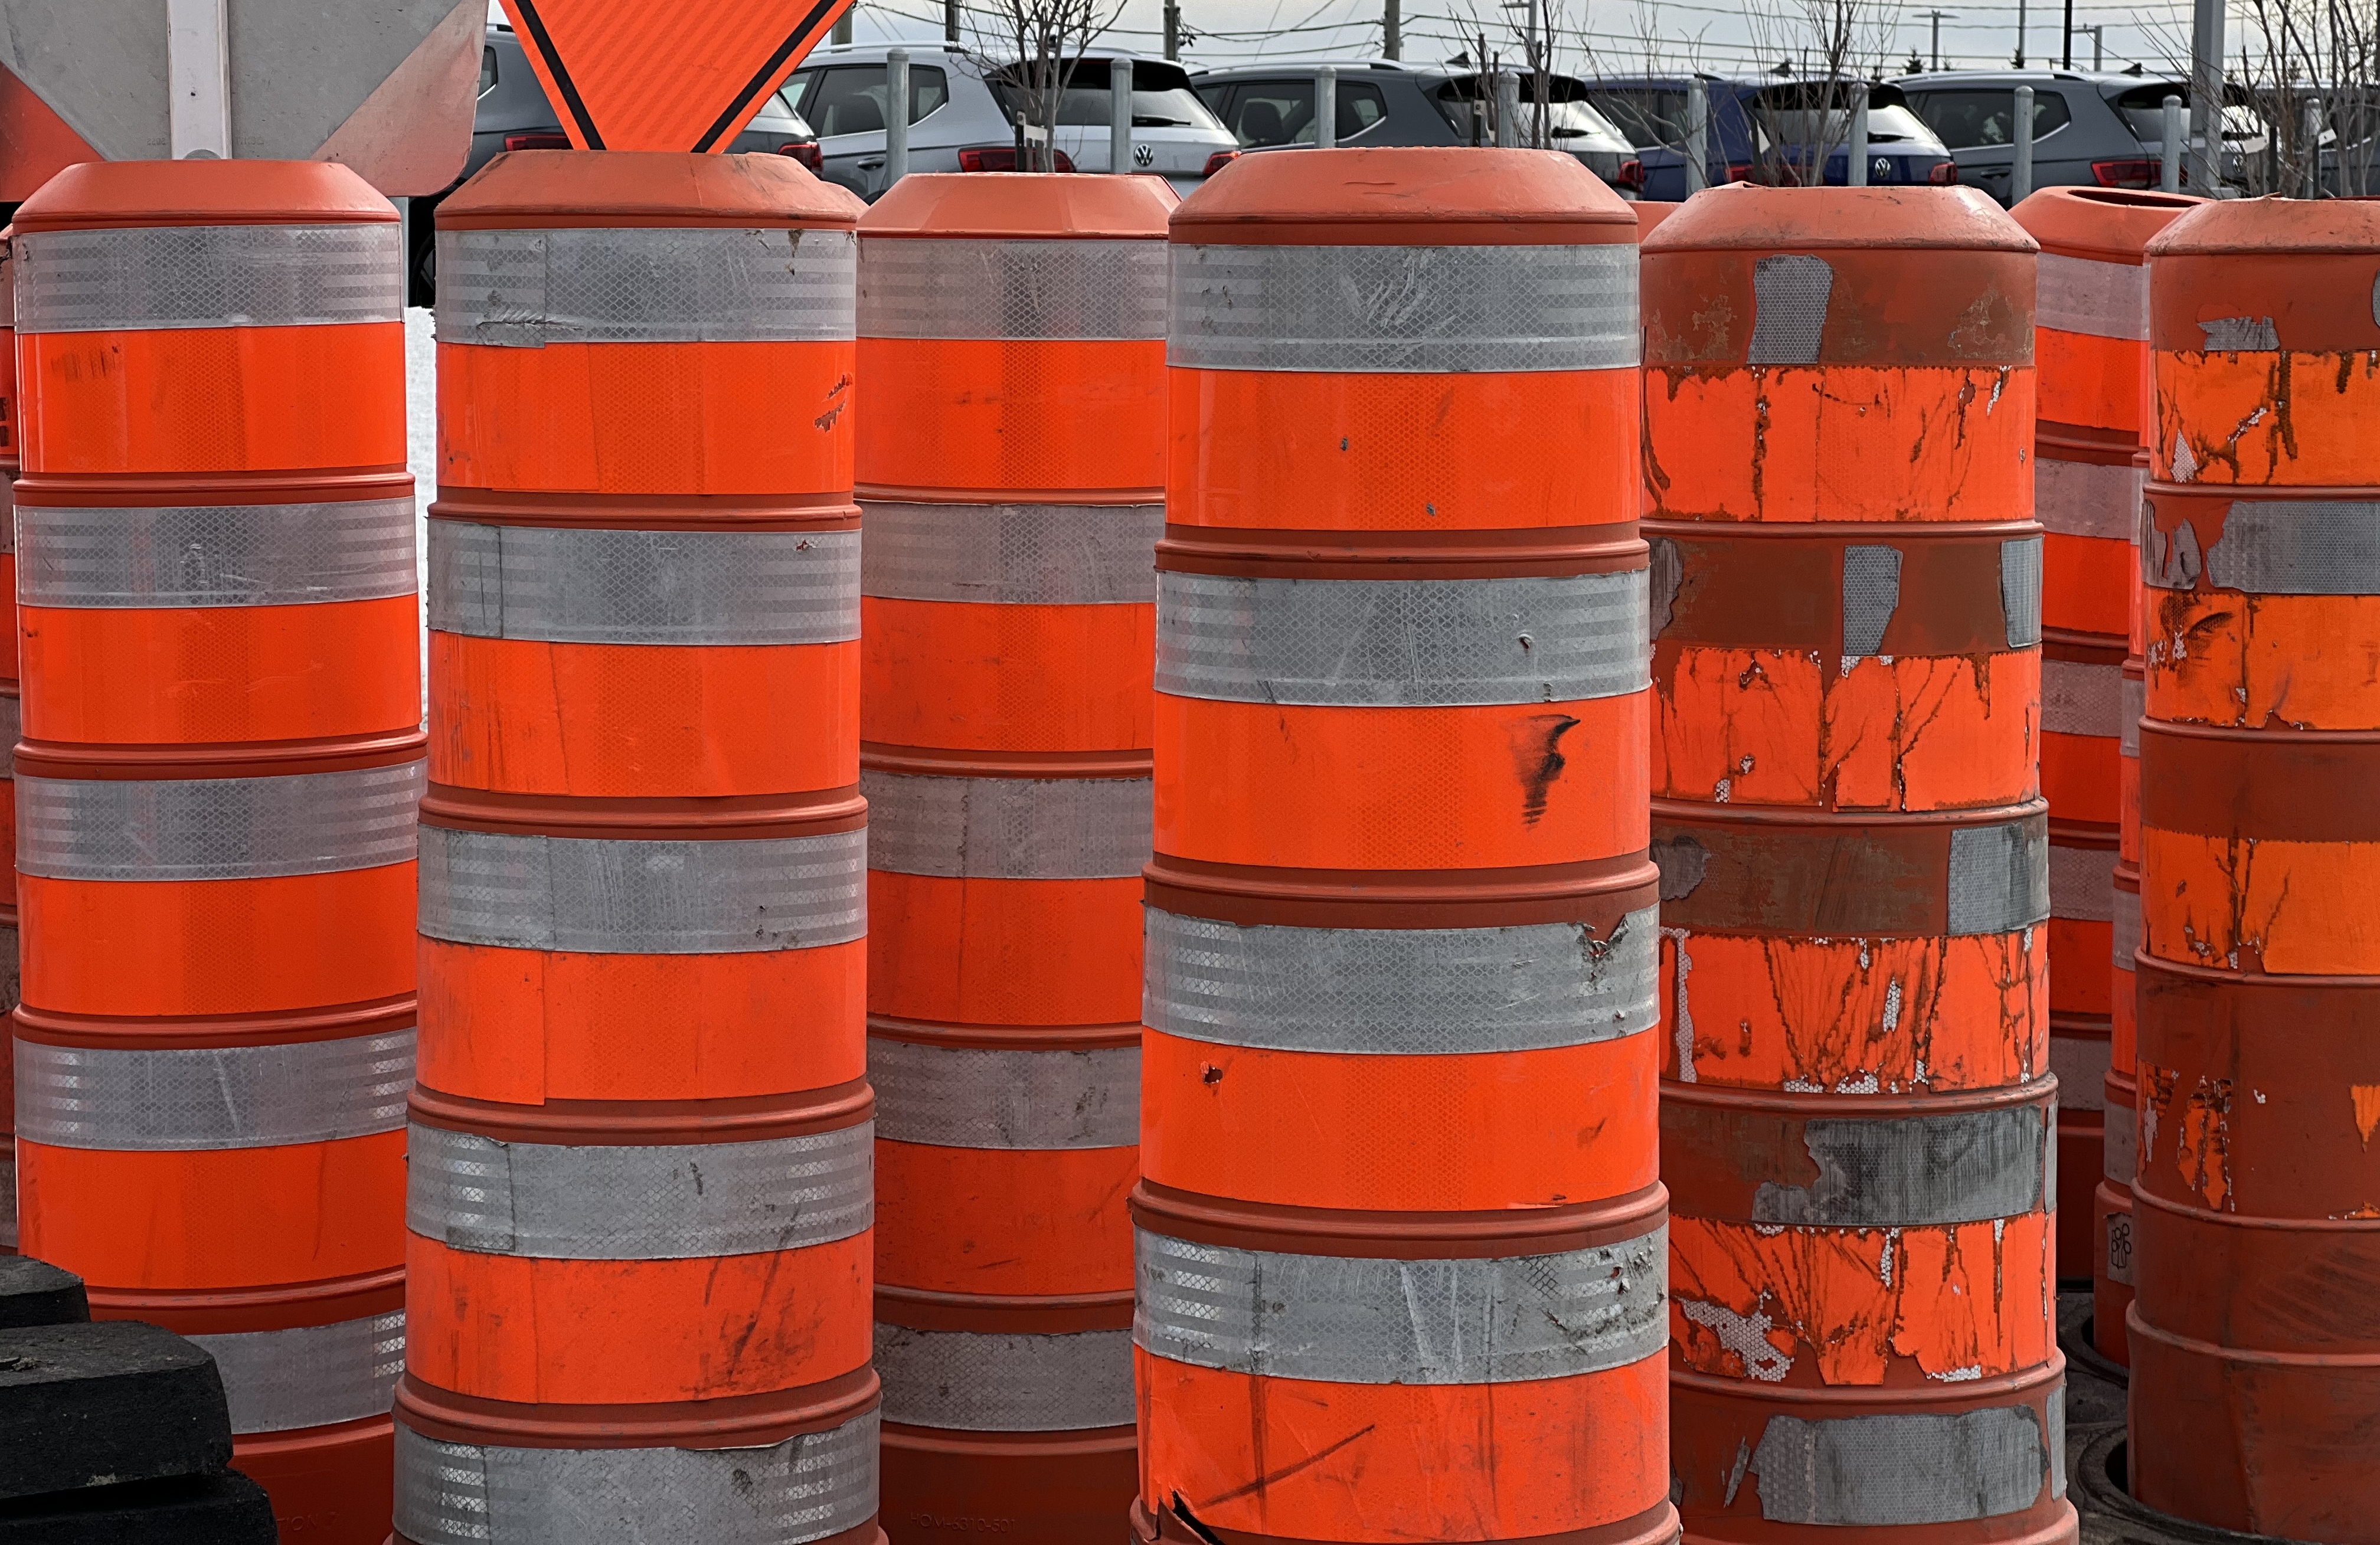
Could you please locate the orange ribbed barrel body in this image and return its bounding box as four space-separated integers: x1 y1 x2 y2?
0 225 19 1256
2128 198 2380 1540
1136 149 1673 1545
856 173 1172 1543
1645 186 2076 1545
8 161 421 1543
395 152 882 1545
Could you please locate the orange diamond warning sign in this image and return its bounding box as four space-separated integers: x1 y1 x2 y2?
497 0 855 152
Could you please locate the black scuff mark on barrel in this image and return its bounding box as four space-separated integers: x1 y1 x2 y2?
1509 713 1580 826
1195 1424 1378 1508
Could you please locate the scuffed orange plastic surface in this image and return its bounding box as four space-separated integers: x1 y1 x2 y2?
861 597 1152 753
869 871 1141 1027
875 1140 1134 1295
856 338 1164 499
2044 532 2132 639
2155 352 2380 486
2048 915 2114 1016
2041 728 2120 824
2140 829 2380 974
2147 592 2380 731
2039 328 2148 438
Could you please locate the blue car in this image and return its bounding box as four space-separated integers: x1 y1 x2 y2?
1584 75 1958 200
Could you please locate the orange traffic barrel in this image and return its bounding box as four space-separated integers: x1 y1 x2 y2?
6 159 421 1542
0 224 18 1256
856 172 1171 1541
2130 197 2380 1539
1645 186 2076 1545
395 150 882 1545
1138 149 1671 1545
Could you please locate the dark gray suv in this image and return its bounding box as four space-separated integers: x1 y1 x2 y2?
1895 69 2241 202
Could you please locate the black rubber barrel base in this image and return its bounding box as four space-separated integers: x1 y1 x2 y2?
0 1472 276 1543
2072 1429 2319 1545
0 1320 233 1501
0 1257 89 1330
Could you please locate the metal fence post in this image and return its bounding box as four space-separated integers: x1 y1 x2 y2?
886 49 910 187
2162 93 2183 191
1316 64 1337 149
1112 56 1134 171
2013 84 2035 202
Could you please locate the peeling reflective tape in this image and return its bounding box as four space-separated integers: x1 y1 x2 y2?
17 761 423 883
0 1147 14 1250
1750 1404 2055 1524
14 1031 414 1151
860 771 1149 880
859 500 1160 605
0 692 20 748
1155 570 1648 707
191 1310 404 1433
1748 254 1834 366
1841 545 1902 658
2002 536 2044 649
2038 254 2148 342
1135 1223 1666 1386
871 1039 1139 1150
861 238 1166 340
429 523 859 645
12 224 402 333
418 825 865 954
394 1409 878 1545
1168 243 1637 374
2041 656 2121 738
1946 819 2051 935
19 500 417 608
436 227 856 346
1751 1104 2048 1226
2035 457 2143 544
2143 500 2380 595
406 1120 871 1261
2198 316 2278 352
2120 676 2143 757
874 1323 1133 1431
2104 1104 2137 1183
2112 885 2142 968
2050 1035 2109 1114
2048 844 2115 924
1145 905 1659 1055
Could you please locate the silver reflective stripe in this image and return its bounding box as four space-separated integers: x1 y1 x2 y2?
871 1039 1138 1150
860 238 1167 341
394 1409 878 1545
2105 1100 2138 1183
2003 536 2044 649
859 500 1160 605
2120 675 2143 757
861 771 1149 880
2051 1033 2109 1114
406 1120 871 1261
0 1145 14 1251
2048 843 2114 924
436 227 857 346
2198 316 2278 352
0 692 19 748
417 825 865 954
1135 1223 1666 1386
2035 457 2143 544
874 1324 1133 1431
2112 882 2142 968
1748 254 1834 366
1145 905 1658 1055
189 1311 404 1433
1946 819 2051 935
17 761 424 882
14 1032 414 1151
1750 1404 2057 1524
1751 1102 2048 1226
18 499 416 608
1842 545 1901 659
2142 500 2380 596
429 523 859 645
12 224 402 333
2041 656 2120 738
2038 253 2148 342
1168 243 1638 374
1155 569 1647 707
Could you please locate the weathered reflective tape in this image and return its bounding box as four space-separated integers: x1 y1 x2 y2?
0 476 14 555
406 1120 871 1261
417 825 865 954
2048 844 2115 924
1135 1223 1666 1385
2003 536 2044 648
2050 1034 2109 1114
1748 254 1835 366
2112 883 2142 968
2105 1102 2137 1184
2143 500 2380 595
12 224 402 333
429 523 859 645
2120 675 2143 758
1155 569 1647 707
2041 656 2121 738
0 1147 14 1250
2035 456 2143 544
190 1310 405 1434
17 761 423 882
1145 905 1658 1055
14 1031 414 1151
394 1409 879 1545
2198 316 2278 352
1842 545 1902 658
436 227 856 346
18 499 416 608
861 771 1149 880
1750 1104 2048 1226
1748 1398 2061 1524
874 1324 1133 1432
0 690 20 749
859 500 1160 605
1946 819 2052 936
860 238 1166 341
1168 242 1637 374
871 1039 1139 1150
2038 253 2148 342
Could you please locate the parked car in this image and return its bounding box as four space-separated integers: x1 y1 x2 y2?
1190 62 1637 186
1895 69 2262 201
1583 75 1957 198
986 55 1238 185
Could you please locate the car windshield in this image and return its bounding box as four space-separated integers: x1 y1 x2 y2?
991 59 1225 129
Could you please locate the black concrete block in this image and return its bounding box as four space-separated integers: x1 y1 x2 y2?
0 1256 90 1330
0 1320 233 1500
0 1471 277 1543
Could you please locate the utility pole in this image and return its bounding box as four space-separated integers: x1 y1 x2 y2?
1164 0 1181 59
945 0 959 44
2061 0 2073 66
2013 0 2026 66
1922 9 1954 69
2189 0 2223 190
833 8 853 43
1384 0 1400 59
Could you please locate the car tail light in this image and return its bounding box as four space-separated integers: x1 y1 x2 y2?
1724 161 1753 184
504 132 572 152
2091 158 2159 189
777 142 824 171
958 146 1077 172
1614 158 1645 192
1202 150 1240 176
1927 159 1960 185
